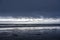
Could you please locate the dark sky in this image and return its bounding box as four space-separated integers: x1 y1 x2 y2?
0 0 60 18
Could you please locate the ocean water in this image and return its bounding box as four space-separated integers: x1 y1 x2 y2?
0 26 60 40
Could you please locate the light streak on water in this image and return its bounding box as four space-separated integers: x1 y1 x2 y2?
0 27 60 30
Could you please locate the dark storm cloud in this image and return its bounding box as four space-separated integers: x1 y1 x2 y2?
0 0 60 17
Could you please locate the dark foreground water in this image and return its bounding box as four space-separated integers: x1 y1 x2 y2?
0 27 60 40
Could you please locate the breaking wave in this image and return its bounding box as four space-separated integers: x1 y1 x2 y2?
0 16 60 24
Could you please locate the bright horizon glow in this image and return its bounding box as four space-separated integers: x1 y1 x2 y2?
0 17 60 24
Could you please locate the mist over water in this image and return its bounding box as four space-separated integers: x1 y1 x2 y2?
0 16 59 40
0 17 59 40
